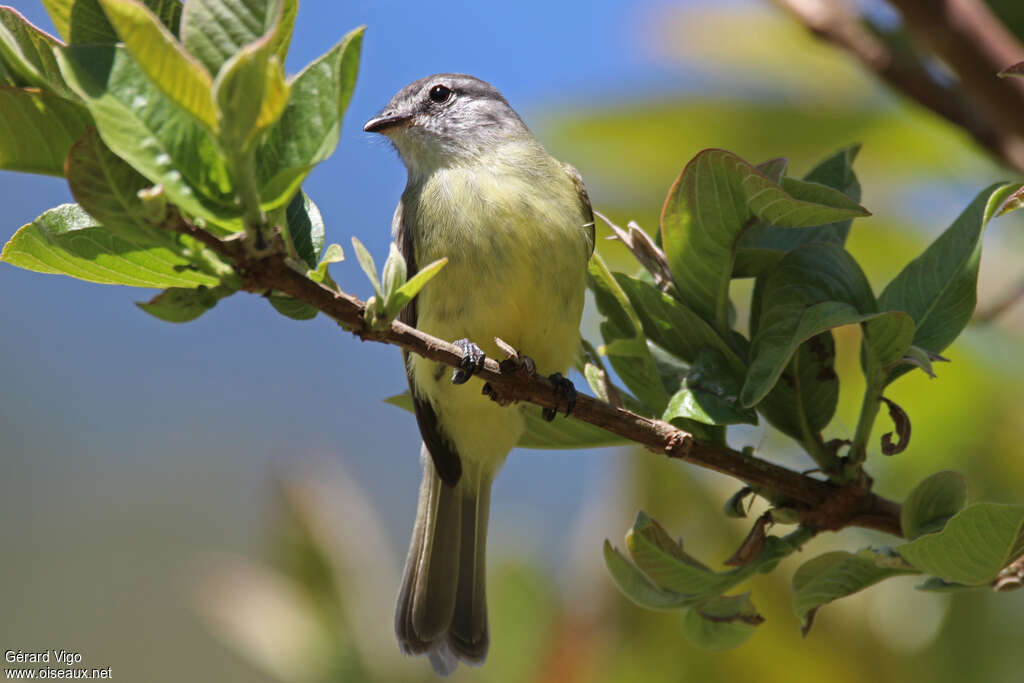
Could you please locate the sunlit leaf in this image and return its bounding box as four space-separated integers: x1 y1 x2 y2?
256 25 363 210
181 0 294 74
0 87 91 175
0 7 74 98
138 283 236 322
1 203 220 288
56 45 240 227
97 0 217 130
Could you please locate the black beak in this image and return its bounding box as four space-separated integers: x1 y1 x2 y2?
363 111 411 133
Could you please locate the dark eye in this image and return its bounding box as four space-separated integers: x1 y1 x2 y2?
429 84 452 103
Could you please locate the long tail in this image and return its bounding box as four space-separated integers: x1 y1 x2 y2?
396 446 491 675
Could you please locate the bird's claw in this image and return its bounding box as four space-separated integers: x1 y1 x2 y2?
452 339 486 384
542 372 577 421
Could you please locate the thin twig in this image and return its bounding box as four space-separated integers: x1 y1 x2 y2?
771 0 1024 172
166 212 903 538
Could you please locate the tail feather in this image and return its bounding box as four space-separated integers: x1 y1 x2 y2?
448 481 490 662
396 445 492 675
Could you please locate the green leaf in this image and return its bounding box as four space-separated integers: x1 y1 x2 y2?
897 503 1024 585
386 256 448 320
137 283 235 322
351 235 382 300
879 183 1020 382
996 185 1024 217
69 0 119 43
754 332 838 442
735 145 862 278
663 348 757 426
256 25 363 210
309 242 343 284
862 311 916 378
65 126 163 240
1 203 221 288
900 471 968 541
660 148 869 334
384 392 629 449
741 243 878 407
381 242 407 300
588 252 669 412
180 0 294 75
96 0 217 130
625 511 792 597
0 86 91 175
614 273 746 376
285 189 323 269
792 549 919 633
683 593 762 651
268 293 317 320
0 7 74 98
56 45 240 227
40 0 73 41
212 27 288 149
603 541 702 610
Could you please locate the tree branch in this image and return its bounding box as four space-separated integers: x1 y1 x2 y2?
771 0 1024 173
167 213 903 538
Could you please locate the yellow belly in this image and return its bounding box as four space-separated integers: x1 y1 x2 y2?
406 161 590 467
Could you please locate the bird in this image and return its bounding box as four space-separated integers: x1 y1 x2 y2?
364 73 594 675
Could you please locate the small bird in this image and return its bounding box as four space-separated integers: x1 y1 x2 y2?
364 74 594 674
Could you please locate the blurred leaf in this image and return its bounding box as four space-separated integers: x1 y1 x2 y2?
181 0 295 74
256 25 363 211
897 504 1024 585
741 243 878 407
56 45 240 228
603 541 701 610
996 184 1024 217
0 87 91 175
735 144 861 277
138 283 236 322
588 252 669 412
682 593 762 651
66 127 163 240
381 242 407 300
660 149 868 334
879 183 1020 383
663 347 756 426
1 203 220 287
792 549 919 634
900 471 968 541
0 7 74 98
196 559 336 683
97 0 217 130
384 392 628 450
997 60 1024 78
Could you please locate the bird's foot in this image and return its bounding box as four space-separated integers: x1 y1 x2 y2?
451 338 486 385
542 372 577 422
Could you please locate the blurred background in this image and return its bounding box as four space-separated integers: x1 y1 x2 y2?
2 0 1023 681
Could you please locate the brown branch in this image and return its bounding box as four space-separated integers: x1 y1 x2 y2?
771 0 1024 173
168 213 903 538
